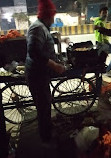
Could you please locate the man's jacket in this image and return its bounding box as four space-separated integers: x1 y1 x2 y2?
94 17 109 44
25 19 57 75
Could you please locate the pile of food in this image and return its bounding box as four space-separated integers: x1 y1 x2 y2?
0 30 23 43
74 47 91 51
0 68 12 76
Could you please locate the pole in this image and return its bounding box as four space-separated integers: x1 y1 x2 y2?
0 91 9 158
25 0 30 27
106 0 109 7
0 8 2 31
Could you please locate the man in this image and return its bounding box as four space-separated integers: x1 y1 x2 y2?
95 25 111 72
25 0 65 143
94 7 109 48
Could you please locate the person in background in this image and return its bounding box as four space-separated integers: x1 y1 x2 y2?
95 25 111 72
25 0 66 144
94 7 109 48
94 7 111 72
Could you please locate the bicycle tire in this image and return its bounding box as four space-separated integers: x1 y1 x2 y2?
52 77 97 116
1 81 37 124
51 78 81 94
50 80 60 92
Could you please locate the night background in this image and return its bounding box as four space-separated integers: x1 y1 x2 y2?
0 0 111 22
0 0 75 14
0 0 14 7
26 0 75 14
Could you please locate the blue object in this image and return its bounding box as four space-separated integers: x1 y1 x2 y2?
51 18 63 27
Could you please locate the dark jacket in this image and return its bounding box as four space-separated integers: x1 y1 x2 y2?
99 27 111 36
25 19 57 75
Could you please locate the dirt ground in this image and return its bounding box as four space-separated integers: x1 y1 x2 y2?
5 74 111 158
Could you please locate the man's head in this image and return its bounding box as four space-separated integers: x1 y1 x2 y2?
37 0 56 26
99 7 108 20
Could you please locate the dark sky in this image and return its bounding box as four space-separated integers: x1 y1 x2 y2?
26 0 75 14
0 0 14 7
0 0 75 14
53 0 74 12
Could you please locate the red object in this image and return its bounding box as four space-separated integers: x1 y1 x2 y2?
89 81 111 94
0 30 22 43
37 0 56 19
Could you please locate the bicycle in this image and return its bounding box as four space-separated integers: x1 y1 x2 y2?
0 77 37 124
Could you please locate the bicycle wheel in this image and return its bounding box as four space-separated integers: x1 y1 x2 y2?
52 77 97 116
1 81 37 124
51 78 81 94
50 80 60 92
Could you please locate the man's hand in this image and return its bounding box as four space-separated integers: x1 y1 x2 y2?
53 62 65 74
47 59 66 74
